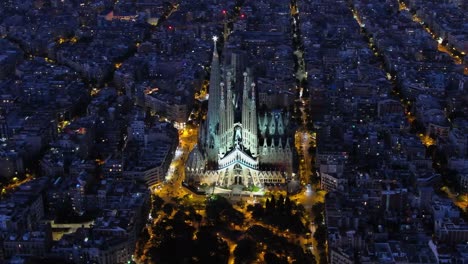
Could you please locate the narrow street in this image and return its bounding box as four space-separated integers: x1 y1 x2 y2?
290 0 311 186
290 0 326 262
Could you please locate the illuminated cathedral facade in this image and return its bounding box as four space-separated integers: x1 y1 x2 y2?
185 38 294 191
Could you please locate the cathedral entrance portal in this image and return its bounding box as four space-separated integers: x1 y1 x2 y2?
234 176 243 185
233 164 244 186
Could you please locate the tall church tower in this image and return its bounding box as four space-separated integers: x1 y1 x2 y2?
219 71 236 157
241 70 258 156
206 36 221 161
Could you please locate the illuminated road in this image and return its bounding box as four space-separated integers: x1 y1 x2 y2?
291 0 311 187
295 129 312 185
0 174 34 197
441 186 468 213
397 0 465 69
152 125 199 202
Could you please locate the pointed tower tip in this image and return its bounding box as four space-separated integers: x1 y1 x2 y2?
251 82 256 99
212 36 218 49
212 36 219 57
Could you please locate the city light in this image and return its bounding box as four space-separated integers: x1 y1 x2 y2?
0 0 465 263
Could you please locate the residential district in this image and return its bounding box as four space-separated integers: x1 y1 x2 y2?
0 0 466 263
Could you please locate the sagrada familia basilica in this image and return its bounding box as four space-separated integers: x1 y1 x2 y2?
185 37 295 192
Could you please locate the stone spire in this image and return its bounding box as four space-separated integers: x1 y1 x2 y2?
219 82 226 155
249 82 258 156
220 82 225 109
277 112 284 136
251 82 256 101
207 36 221 133
243 72 249 100
225 72 234 152
206 36 221 161
226 72 234 127
241 70 258 156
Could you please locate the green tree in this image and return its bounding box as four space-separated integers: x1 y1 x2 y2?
193 228 229 263
312 202 324 217
314 225 327 250
277 194 285 214
234 238 258 264
265 252 288 264
285 196 292 216
151 195 165 218
162 203 174 216
135 228 149 258
319 252 328 264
